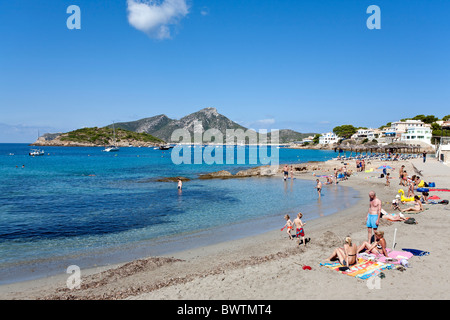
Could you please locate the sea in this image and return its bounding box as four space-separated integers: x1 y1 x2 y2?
0 143 359 284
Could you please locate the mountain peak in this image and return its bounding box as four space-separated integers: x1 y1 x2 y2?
198 107 218 115
110 108 316 144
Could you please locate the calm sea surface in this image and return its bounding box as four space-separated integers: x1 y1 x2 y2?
0 144 359 284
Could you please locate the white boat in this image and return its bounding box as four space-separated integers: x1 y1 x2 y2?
29 149 44 156
103 122 119 152
103 146 119 152
29 130 45 156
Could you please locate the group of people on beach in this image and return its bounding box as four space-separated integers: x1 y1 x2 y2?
283 157 432 268
283 213 309 247
326 190 390 267
356 159 366 172
283 165 295 181
282 189 390 267
325 159 435 267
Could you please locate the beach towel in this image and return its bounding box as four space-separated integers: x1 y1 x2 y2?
429 189 450 192
376 250 414 264
320 258 389 279
401 248 430 256
358 249 414 265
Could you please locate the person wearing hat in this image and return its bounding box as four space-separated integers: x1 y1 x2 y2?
391 195 401 211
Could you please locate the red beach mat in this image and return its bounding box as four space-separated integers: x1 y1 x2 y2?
429 189 450 192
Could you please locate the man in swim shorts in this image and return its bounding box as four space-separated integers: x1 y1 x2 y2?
366 191 381 243
283 165 289 181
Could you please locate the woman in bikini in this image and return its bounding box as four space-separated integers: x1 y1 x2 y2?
381 209 407 221
357 230 389 257
401 195 423 213
326 237 358 267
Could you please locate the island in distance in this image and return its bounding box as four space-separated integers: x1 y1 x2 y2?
32 108 317 147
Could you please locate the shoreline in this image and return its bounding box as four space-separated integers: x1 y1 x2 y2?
0 175 358 287
1 158 449 299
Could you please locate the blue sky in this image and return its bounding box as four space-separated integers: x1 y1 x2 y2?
1 0 449 142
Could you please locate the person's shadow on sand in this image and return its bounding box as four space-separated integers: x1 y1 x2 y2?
298 238 311 245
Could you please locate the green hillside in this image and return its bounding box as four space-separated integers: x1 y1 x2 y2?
59 127 164 145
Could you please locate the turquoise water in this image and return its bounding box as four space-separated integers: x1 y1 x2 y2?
0 144 358 284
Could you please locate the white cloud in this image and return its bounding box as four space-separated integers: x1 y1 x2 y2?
254 118 276 125
126 0 189 39
200 7 209 16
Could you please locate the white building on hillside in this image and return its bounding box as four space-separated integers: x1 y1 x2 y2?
400 127 433 146
391 120 430 134
379 119 431 144
351 128 377 140
319 132 339 145
437 137 450 164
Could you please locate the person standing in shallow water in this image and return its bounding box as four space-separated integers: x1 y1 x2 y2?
316 179 322 198
283 165 289 181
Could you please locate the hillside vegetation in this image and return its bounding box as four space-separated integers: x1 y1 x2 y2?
58 127 164 145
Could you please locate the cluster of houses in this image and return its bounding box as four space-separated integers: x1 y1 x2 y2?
309 119 450 148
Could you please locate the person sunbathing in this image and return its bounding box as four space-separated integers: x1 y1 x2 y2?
326 236 358 267
401 196 423 213
357 230 389 257
381 210 407 221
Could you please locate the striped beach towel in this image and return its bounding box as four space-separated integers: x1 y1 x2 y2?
320 258 390 279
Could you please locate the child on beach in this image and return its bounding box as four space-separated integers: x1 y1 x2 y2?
293 212 308 246
282 215 294 240
385 173 391 187
391 195 401 211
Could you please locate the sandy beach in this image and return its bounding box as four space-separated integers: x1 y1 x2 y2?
1 157 449 300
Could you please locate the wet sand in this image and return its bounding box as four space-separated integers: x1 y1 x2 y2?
1 158 449 300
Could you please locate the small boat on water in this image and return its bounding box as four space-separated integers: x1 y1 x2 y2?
102 146 119 152
102 122 120 153
29 130 45 156
29 149 45 156
159 145 173 150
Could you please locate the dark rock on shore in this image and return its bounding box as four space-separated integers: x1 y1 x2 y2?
198 170 234 179
156 177 191 182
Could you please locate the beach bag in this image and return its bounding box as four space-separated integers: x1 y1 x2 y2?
428 182 435 188
404 218 416 224
439 200 449 205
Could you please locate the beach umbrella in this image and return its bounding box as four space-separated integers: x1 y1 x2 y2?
378 165 393 170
